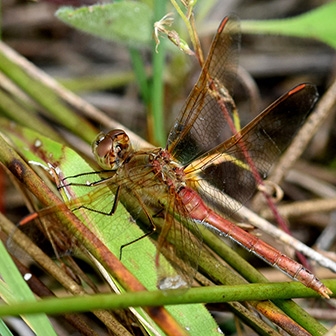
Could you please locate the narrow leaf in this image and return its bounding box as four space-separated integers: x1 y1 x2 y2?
0 241 56 336
241 2 336 49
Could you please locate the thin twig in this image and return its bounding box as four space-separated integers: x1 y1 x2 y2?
286 169 336 199
261 198 336 219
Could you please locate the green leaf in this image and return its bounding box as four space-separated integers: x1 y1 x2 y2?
56 2 153 47
0 241 56 336
241 2 336 49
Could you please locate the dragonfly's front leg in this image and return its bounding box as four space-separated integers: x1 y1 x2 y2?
119 189 157 260
57 172 118 216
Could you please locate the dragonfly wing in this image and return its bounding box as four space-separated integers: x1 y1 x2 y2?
167 16 240 165
155 193 203 289
185 84 318 217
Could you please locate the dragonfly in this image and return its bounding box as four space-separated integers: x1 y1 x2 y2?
22 15 331 298
61 15 330 297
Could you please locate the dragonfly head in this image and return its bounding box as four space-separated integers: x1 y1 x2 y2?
92 129 132 170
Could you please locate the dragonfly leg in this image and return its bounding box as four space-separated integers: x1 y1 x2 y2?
111 185 120 214
59 169 113 182
71 203 115 216
119 189 157 260
72 185 119 215
57 171 114 190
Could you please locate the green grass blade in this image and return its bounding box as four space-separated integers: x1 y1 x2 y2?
0 281 334 315
0 240 56 336
0 44 97 143
0 318 13 336
149 0 167 146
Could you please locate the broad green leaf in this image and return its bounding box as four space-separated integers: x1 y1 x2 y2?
241 2 336 49
0 120 221 335
56 2 153 47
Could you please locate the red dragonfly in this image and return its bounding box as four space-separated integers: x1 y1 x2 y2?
65 15 330 298
25 16 331 298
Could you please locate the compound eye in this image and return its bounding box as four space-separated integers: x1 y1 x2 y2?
92 130 131 170
95 135 112 158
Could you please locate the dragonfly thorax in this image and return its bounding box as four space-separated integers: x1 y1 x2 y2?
151 149 186 192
